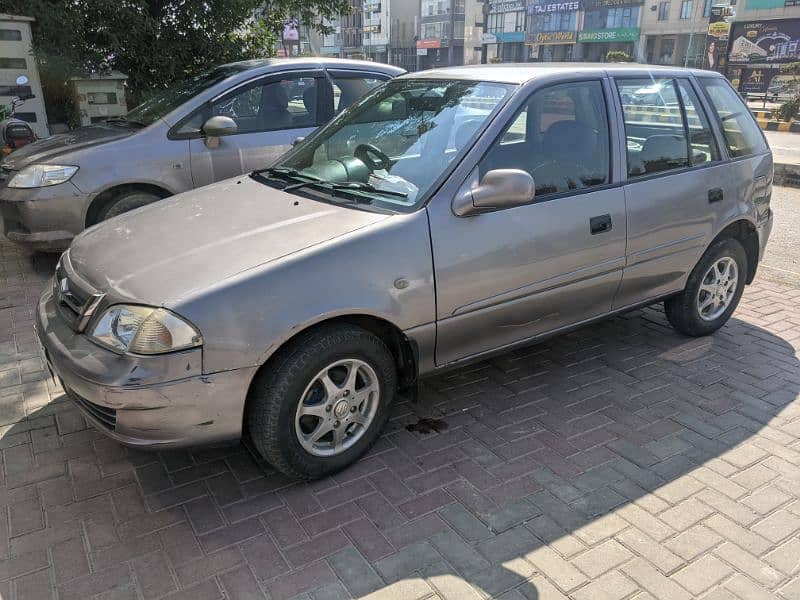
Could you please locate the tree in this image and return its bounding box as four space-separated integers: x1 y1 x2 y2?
606 50 632 63
6 0 350 112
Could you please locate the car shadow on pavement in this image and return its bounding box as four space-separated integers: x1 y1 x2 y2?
4 263 799 599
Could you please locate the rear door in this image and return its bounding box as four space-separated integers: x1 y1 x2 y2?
429 78 628 365
613 76 726 308
185 70 322 188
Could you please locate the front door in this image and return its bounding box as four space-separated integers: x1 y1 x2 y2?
428 79 628 366
188 71 321 188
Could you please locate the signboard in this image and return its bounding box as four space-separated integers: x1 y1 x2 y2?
488 0 526 11
745 0 797 9
728 19 800 65
704 5 734 72
363 24 381 33
416 39 442 48
493 31 526 42
526 30 577 44
528 1 580 13
585 0 642 7
578 27 640 42
736 67 779 94
417 48 428 55
482 32 498 43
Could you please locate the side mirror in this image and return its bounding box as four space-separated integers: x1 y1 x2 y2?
292 136 305 147
452 169 535 217
202 115 237 136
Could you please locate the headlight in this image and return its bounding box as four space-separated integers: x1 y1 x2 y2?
8 164 79 188
88 305 202 355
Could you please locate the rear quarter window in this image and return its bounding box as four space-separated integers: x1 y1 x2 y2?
698 77 767 158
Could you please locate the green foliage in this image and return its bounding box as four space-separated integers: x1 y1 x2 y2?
7 0 351 114
776 98 800 122
606 50 632 63
779 62 800 75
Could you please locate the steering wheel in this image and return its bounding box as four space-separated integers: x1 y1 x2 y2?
354 143 391 172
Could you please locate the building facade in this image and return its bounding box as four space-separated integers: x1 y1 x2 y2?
416 0 467 69
0 14 48 138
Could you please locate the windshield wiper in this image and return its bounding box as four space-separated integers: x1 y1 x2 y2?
329 181 408 199
253 167 325 187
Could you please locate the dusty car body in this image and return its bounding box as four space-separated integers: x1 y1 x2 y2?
1 58 403 251
37 64 773 478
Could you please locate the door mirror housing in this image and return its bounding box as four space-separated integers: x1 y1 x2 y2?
452 169 535 217
292 136 305 147
202 116 238 137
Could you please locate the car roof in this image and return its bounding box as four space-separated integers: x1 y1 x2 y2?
401 62 725 85
221 57 406 78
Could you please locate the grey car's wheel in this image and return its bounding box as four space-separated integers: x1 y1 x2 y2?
665 237 747 337
246 324 396 479
97 190 161 222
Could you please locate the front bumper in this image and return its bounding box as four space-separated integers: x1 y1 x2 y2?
0 182 89 251
36 286 257 448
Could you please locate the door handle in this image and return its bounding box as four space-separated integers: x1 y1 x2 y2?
590 214 612 235
708 188 724 203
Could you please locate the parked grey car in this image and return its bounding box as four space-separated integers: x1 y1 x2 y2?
37 64 773 478
0 58 403 251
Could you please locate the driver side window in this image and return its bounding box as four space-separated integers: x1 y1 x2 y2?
480 81 611 198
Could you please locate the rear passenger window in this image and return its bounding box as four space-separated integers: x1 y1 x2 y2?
677 80 720 165
617 78 689 177
332 76 384 113
480 81 610 198
699 78 767 158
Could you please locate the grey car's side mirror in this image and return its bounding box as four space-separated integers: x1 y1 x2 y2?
452 169 535 217
292 136 305 147
202 116 238 147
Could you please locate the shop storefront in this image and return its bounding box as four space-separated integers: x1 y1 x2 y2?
579 0 642 61
526 0 579 61
483 0 528 62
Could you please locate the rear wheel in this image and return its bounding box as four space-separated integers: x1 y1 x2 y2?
246 324 396 479
665 238 747 337
97 190 161 222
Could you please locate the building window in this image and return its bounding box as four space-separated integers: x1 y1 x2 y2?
454 0 465 13
0 29 22 41
87 92 119 105
0 57 26 69
454 20 465 38
422 21 446 38
537 11 577 31
658 1 670 20
421 0 448 16
680 0 692 18
703 0 712 16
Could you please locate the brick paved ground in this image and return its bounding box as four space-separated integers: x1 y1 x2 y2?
1 236 799 600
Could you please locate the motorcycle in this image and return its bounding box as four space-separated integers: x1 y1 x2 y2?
1 75 37 156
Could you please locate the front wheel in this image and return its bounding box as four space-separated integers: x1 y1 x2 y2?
246 325 397 479
665 237 748 337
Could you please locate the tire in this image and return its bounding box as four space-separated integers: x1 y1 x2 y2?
665 237 748 337
246 324 397 479
97 190 161 222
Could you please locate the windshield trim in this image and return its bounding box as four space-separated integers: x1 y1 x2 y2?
271 77 520 214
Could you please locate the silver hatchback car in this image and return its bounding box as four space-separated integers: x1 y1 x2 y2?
0 58 403 251
37 64 773 479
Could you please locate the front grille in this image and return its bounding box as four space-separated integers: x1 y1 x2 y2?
69 389 117 430
54 253 105 332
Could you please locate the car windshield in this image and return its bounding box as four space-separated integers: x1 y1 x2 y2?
123 64 251 127
270 78 515 211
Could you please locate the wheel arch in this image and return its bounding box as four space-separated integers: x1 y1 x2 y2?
709 218 760 284
85 182 174 227
243 313 419 424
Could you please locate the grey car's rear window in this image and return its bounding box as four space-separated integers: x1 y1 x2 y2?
699 78 767 158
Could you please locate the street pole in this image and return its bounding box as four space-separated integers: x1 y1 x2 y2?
481 0 490 64
684 0 702 67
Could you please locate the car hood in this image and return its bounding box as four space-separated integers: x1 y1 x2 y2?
1 124 132 170
68 176 389 305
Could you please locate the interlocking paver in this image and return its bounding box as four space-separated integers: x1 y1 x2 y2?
0 239 799 599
